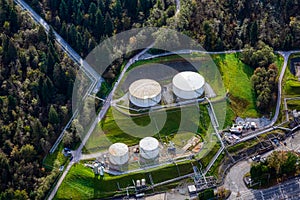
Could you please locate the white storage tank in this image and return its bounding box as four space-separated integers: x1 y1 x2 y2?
172 71 205 99
93 163 99 175
139 137 159 160
141 179 146 186
129 79 162 107
108 143 129 165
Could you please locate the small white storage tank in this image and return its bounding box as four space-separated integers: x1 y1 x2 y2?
108 143 129 165
136 180 141 187
93 163 99 174
139 137 159 159
129 79 162 107
141 179 146 186
172 71 205 99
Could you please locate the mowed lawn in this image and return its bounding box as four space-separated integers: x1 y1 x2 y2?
85 104 210 153
283 55 300 97
212 53 258 118
55 160 197 199
283 54 300 110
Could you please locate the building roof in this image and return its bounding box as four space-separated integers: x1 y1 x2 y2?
172 71 205 91
129 79 161 100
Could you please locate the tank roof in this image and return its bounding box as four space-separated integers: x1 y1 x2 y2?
129 79 161 99
172 71 205 91
109 143 129 157
139 137 159 151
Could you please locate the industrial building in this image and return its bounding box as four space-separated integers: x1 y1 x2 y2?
129 79 162 107
172 71 205 99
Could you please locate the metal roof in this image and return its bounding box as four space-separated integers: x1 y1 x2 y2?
109 143 129 156
129 79 161 99
172 71 205 91
139 137 159 151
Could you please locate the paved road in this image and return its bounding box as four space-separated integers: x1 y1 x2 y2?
224 131 300 200
224 160 252 199
139 49 243 60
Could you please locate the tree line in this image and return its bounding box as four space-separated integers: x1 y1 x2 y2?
250 151 299 186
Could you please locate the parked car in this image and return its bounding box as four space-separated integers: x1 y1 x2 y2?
252 155 261 162
272 139 280 146
250 122 257 130
230 124 243 134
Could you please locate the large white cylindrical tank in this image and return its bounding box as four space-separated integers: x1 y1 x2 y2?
108 143 129 165
139 137 159 159
172 71 205 99
129 79 162 107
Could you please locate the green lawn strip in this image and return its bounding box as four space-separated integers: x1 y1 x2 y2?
227 139 259 154
275 54 284 71
287 99 300 110
127 54 207 71
283 54 300 97
55 160 196 199
197 142 220 167
207 151 225 178
43 142 68 170
211 53 258 118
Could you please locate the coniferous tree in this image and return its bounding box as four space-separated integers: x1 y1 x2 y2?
104 12 114 36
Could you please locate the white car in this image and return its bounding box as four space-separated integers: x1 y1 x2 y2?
230 124 243 134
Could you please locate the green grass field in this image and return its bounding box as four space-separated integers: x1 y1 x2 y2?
55 160 197 199
43 143 69 170
85 104 211 153
55 141 221 199
212 53 258 118
283 54 300 97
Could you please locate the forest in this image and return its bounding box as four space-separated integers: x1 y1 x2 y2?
176 0 300 51
27 0 156 57
0 0 80 198
1 0 300 199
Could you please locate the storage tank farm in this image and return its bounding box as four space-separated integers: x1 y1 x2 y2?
128 79 162 107
172 71 205 99
108 143 129 171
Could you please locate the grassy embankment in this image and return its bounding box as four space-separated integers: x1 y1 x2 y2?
55 144 221 199
283 53 300 110
212 53 258 118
